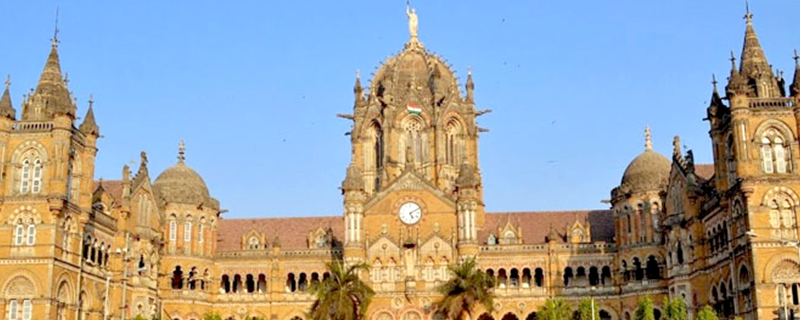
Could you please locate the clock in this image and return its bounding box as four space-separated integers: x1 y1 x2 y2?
398 202 422 225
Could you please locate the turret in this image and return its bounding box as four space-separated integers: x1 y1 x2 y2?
465 67 475 103
0 75 16 131
79 94 99 137
456 161 481 256
791 50 800 97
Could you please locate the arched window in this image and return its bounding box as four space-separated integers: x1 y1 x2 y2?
403 118 424 164
184 222 192 242
769 194 797 240
20 159 30 194
726 135 736 185
26 223 35 245
31 159 42 194
198 220 205 244
365 122 383 171
169 220 177 241
445 120 462 165
762 128 791 174
8 300 18 320
14 222 24 246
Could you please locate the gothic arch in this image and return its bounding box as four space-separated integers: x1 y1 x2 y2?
10 140 49 163
372 310 394 320
6 206 42 225
754 119 796 142
761 187 800 206
3 274 36 298
770 259 800 283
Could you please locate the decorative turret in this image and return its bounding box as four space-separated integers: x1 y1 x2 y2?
791 50 800 97
341 162 365 192
21 36 76 120
79 94 99 136
0 75 16 119
456 161 480 189
465 67 475 103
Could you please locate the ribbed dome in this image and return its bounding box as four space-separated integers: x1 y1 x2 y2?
619 127 672 193
153 143 218 209
620 150 671 193
369 40 459 102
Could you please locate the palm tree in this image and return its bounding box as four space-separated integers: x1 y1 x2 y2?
538 298 572 320
307 260 375 320
433 256 496 320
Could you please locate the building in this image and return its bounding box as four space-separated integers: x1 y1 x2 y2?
0 6 799 320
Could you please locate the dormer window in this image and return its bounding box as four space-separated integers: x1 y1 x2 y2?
248 237 260 250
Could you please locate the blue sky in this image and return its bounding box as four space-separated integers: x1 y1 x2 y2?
0 1 799 218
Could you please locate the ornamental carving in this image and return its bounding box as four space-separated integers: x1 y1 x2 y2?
7 207 42 224
394 174 426 191
4 275 35 297
772 260 800 283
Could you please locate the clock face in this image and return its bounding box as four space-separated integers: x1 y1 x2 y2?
398 202 422 225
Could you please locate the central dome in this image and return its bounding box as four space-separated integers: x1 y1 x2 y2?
369 40 461 103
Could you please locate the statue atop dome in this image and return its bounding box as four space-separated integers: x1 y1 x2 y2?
406 1 418 40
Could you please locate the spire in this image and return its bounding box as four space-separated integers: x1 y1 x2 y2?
0 75 15 119
465 67 475 103
79 94 99 135
791 49 800 96
738 5 780 97
178 140 186 164
672 136 681 158
644 126 652 151
23 25 75 120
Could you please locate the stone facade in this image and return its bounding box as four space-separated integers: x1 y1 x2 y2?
0 9 799 320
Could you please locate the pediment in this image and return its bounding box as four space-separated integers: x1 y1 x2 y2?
365 169 455 208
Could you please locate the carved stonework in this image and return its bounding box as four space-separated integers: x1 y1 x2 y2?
772 260 800 283
4 275 35 297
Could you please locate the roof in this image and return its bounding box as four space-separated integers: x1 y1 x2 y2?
694 164 715 180
217 216 344 251
216 210 614 252
93 180 124 203
480 210 614 244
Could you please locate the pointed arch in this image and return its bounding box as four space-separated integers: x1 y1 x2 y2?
755 120 795 174
444 118 463 166
401 115 426 165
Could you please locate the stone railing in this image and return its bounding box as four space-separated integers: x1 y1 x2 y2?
90 211 118 231
13 121 53 132
749 98 794 109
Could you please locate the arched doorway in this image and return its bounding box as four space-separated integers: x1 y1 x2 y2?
526 312 538 320
502 313 520 320
478 313 496 320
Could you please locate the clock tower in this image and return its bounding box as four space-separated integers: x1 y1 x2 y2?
340 15 486 293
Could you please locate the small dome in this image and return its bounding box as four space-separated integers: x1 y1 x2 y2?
153 142 218 209
369 40 459 102
620 127 672 193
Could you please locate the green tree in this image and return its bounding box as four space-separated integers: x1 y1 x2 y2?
695 306 719 320
132 316 149 320
433 256 496 320
203 312 223 320
576 298 600 320
662 297 688 320
635 296 655 320
538 298 572 320
307 260 375 320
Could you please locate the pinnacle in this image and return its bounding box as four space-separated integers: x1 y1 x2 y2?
178 140 186 163
79 94 99 135
644 126 652 151
0 75 14 119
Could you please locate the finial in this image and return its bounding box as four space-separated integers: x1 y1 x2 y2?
63 72 69 85
644 126 652 151
711 74 718 93
52 7 60 47
4 75 9 90
178 140 185 163
673 136 681 156
794 49 799 68
88 93 94 109
355 69 360 81
730 51 737 70
744 1 752 23
467 66 472 76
